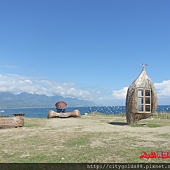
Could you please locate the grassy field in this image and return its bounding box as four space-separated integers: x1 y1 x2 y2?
0 114 170 164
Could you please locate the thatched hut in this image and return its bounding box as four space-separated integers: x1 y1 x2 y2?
126 66 158 124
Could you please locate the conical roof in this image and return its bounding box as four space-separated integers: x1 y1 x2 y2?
130 67 153 89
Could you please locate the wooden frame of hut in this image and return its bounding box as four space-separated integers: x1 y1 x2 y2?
126 66 158 124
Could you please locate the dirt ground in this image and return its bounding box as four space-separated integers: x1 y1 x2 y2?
0 115 170 163
45 116 170 141
1 115 170 144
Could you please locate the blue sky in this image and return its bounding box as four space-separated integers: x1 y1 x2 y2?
0 0 170 106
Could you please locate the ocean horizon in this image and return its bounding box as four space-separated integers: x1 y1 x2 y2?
0 105 170 118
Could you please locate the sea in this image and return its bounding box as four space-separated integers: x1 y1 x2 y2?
0 105 170 118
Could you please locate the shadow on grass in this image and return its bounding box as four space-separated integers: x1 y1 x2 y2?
108 122 127 126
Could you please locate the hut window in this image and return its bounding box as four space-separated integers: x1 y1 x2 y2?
137 88 151 113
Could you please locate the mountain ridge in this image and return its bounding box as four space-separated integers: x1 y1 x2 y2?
0 92 96 108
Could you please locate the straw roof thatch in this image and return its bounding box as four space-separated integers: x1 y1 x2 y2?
126 67 158 124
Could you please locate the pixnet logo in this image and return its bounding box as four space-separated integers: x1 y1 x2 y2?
140 151 170 159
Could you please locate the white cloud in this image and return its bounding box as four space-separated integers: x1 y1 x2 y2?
154 80 170 97
50 85 91 99
1 73 170 105
0 74 96 100
111 80 170 100
2 65 18 68
112 87 128 99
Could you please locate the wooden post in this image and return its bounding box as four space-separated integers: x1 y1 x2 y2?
0 114 25 129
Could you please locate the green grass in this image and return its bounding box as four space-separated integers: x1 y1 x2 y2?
88 112 126 117
151 112 170 119
0 115 170 163
130 124 161 128
23 118 46 127
0 115 9 117
64 135 91 147
88 112 170 120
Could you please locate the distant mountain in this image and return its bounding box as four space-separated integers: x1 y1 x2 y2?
0 92 96 108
